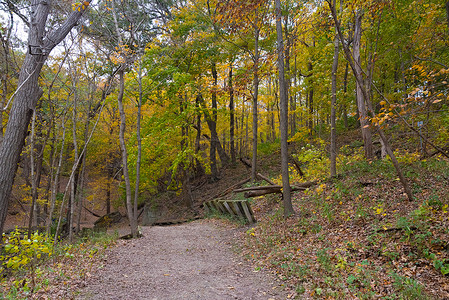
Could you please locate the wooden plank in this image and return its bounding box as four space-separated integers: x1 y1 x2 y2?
225 200 239 215
231 201 244 218
211 201 223 213
241 201 255 224
203 202 211 214
216 201 227 214
221 201 235 216
247 201 255 221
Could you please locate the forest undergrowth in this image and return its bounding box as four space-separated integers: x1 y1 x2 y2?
0 230 118 299
242 145 449 299
2 135 449 300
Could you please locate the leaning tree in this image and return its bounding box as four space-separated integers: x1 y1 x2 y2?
0 0 92 235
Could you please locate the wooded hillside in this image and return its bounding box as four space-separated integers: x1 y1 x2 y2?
1 0 449 297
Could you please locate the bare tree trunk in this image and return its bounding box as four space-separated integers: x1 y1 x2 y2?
134 57 143 230
353 10 373 159
328 1 413 201
75 151 86 233
342 62 349 129
446 1 449 30
292 53 298 136
27 112 37 239
75 117 91 233
47 117 67 234
0 0 92 235
330 1 339 177
210 64 219 179
307 62 314 135
275 0 294 217
198 92 229 172
117 70 138 237
194 94 204 176
229 65 236 164
251 24 260 182
283 15 293 138
110 0 138 237
69 88 79 242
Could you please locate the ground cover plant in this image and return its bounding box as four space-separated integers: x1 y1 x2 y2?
243 147 449 299
0 230 118 299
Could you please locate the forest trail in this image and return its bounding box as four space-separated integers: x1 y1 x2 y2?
78 220 288 300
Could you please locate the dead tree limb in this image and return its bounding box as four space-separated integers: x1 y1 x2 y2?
256 173 276 185
235 181 317 197
83 206 101 218
207 177 251 202
290 156 305 177
242 185 311 198
240 157 252 168
234 185 282 193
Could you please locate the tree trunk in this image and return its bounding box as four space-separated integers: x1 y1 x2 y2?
210 64 219 179
245 107 248 157
0 23 12 145
283 15 294 138
308 61 314 135
275 0 294 217
117 70 138 238
47 118 67 234
69 88 79 243
330 7 339 177
353 10 374 159
328 2 413 201
292 53 298 136
343 62 349 129
229 65 236 164
446 1 449 30
27 112 37 239
134 57 143 229
251 24 260 182
198 93 229 172
76 117 90 233
194 93 204 177
0 0 92 235
75 151 86 233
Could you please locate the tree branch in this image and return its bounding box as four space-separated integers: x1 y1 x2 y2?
43 0 93 54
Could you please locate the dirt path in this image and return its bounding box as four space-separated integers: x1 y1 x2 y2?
78 220 288 300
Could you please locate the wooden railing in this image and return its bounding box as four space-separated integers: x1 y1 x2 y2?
204 199 256 224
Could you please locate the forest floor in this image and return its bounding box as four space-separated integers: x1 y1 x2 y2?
4 131 449 299
77 219 292 300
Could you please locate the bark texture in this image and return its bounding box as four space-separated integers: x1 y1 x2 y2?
251 23 260 182
353 10 373 159
275 0 294 217
330 7 339 177
117 70 138 238
0 0 92 234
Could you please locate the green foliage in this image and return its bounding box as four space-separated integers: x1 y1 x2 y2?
1 229 53 271
257 139 280 156
390 272 429 300
293 140 329 181
1 229 118 298
1 229 53 296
